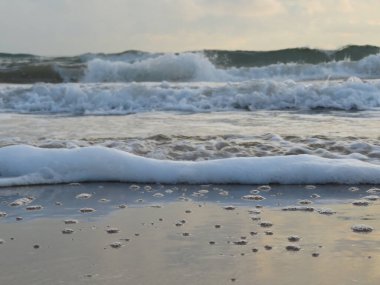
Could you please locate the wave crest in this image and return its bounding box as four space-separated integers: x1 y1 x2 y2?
83 53 232 82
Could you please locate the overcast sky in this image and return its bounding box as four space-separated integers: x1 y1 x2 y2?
0 0 379 55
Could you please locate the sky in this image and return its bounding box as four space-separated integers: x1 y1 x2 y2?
0 0 379 55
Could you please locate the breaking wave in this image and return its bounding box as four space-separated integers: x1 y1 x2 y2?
0 78 379 114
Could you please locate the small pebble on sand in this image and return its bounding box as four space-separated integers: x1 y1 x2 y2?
264 245 272 250
259 221 273 228
298 200 313 205
106 228 120 234
312 252 320 257
33 244 40 249
80 208 96 213
351 224 374 233
288 235 301 242
150 205 162 208
224 206 236 210
110 242 123 249
362 195 379 201
286 244 301 251
348 186 360 192
282 206 314 212
242 195 265 201
62 228 75 234
215 224 221 228
317 208 336 215
352 200 370 206
182 233 190 237
26 205 43 211
0 239 4 244
64 219 78 224
250 215 261 221
233 240 247 245
16 217 23 221
119 238 130 242
98 198 110 203
118 204 127 209
366 187 380 194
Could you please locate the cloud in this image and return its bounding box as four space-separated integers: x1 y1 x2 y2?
0 0 379 55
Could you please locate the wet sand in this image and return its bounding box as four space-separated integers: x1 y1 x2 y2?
0 183 380 285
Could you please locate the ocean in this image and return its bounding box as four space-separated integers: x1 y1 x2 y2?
1 45 380 285
0 45 380 186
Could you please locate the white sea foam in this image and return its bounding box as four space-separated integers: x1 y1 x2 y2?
1 78 380 114
2 133 380 164
0 145 380 187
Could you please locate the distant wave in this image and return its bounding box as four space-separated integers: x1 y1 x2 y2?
205 45 380 67
1 145 380 186
82 52 380 83
0 45 379 84
0 78 379 114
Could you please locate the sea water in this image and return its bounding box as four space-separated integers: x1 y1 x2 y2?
0 46 379 186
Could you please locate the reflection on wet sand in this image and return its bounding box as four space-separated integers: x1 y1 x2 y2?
0 183 379 285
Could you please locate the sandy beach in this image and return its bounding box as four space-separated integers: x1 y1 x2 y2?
2 1 380 284
0 183 379 285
